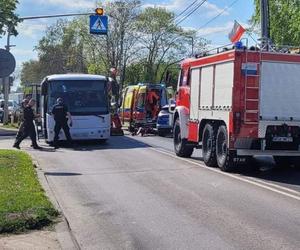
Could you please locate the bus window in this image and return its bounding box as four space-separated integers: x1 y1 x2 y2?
48 80 109 115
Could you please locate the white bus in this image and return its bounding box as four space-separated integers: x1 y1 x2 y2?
41 74 110 143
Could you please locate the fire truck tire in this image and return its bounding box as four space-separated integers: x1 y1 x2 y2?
173 118 194 158
216 125 236 172
202 123 217 167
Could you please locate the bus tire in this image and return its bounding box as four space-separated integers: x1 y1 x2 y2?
216 125 236 172
202 123 217 167
173 118 194 158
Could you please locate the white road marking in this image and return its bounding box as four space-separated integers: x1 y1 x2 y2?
243 176 300 195
150 147 300 202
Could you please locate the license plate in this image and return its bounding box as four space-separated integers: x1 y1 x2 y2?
272 137 293 142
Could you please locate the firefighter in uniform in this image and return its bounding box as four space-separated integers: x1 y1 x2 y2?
52 98 73 149
13 99 41 149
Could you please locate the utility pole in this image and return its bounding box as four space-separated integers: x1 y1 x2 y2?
260 0 270 50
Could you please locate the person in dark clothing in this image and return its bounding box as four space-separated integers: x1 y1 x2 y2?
15 99 29 141
13 99 41 149
52 97 73 149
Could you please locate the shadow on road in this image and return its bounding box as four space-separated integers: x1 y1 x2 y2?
239 157 300 189
69 136 149 152
191 156 204 161
45 172 82 176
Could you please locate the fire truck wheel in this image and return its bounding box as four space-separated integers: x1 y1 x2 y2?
202 123 217 167
216 125 236 172
173 118 194 158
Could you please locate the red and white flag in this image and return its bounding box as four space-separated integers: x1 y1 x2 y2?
228 20 246 43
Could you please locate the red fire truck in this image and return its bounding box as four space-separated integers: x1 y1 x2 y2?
173 47 300 171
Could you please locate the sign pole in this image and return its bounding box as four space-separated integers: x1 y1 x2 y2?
3 30 11 124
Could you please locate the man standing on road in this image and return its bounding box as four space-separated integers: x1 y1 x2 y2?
13 99 41 150
52 98 73 149
15 98 29 141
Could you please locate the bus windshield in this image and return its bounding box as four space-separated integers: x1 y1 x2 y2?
48 80 108 115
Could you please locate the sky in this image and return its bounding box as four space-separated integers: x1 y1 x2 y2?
0 0 255 89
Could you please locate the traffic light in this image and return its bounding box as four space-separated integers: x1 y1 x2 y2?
95 8 104 15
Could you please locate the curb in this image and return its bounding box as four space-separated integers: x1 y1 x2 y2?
0 127 18 137
0 126 18 132
32 157 81 250
0 133 16 137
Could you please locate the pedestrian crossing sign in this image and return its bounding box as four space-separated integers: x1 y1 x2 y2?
89 15 108 35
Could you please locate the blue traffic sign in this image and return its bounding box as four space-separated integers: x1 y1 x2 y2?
90 15 108 35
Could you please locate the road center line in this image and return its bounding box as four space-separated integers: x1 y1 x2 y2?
149 147 300 202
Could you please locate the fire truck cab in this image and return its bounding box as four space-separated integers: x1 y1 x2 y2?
173 47 300 171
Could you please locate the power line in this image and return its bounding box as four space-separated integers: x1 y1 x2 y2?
197 0 240 30
176 0 208 26
174 0 200 21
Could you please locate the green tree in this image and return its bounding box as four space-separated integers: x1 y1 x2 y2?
77 0 141 88
20 19 88 85
37 19 87 75
20 60 44 85
136 7 208 83
252 0 300 46
0 0 19 37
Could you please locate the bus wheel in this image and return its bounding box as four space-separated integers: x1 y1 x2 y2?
202 123 217 167
173 118 193 158
216 125 236 172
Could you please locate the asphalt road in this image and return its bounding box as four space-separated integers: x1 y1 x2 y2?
1 135 300 249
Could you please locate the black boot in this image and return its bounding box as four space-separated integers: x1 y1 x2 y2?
13 143 20 149
32 144 42 150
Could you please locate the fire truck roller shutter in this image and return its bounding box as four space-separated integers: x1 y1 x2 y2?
199 66 214 112
190 68 201 120
260 61 300 123
213 62 234 111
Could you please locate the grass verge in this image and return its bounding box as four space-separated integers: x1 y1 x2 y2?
2 123 19 129
0 150 58 234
